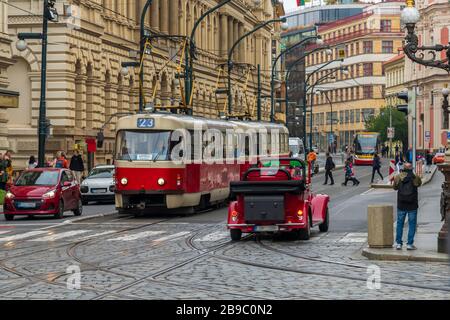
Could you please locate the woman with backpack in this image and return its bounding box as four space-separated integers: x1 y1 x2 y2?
342 159 360 186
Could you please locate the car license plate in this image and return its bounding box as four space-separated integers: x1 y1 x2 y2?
91 188 107 194
16 202 36 209
254 225 278 232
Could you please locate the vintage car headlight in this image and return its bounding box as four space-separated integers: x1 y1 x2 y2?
157 178 165 186
5 191 14 199
121 178 128 185
42 190 56 199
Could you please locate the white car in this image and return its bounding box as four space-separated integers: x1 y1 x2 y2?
289 137 305 160
80 165 115 205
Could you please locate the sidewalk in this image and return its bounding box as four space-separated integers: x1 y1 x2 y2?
371 164 438 189
362 172 449 262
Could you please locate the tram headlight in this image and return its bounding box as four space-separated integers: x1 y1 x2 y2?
157 178 165 186
121 178 128 185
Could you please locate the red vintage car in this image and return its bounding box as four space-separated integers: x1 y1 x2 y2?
2 168 82 221
227 158 330 241
433 152 445 164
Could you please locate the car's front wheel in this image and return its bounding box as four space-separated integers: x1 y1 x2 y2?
54 200 64 219
4 214 14 221
73 199 83 216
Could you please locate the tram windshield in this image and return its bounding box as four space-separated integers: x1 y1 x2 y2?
116 130 171 161
354 133 378 155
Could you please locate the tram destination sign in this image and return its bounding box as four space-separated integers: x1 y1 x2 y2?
137 118 155 128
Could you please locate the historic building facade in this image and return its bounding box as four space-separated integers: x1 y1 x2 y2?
403 0 450 151
303 1 404 151
3 0 283 169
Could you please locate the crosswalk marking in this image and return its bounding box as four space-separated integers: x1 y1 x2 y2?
29 230 90 242
0 230 48 242
108 230 166 241
195 231 228 242
77 230 117 241
0 230 11 235
153 231 191 242
338 233 368 243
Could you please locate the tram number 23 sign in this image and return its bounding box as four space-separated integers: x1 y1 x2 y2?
137 118 155 128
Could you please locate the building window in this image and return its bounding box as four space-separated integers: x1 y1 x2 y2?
363 41 373 54
380 20 392 32
356 109 361 122
382 41 394 53
363 63 373 76
363 86 373 99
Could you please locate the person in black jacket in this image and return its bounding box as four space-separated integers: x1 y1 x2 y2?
425 150 433 173
323 152 335 185
371 153 383 183
70 150 85 183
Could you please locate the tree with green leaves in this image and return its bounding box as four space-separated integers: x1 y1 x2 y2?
365 106 408 147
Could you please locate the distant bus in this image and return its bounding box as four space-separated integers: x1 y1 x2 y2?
353 132 380 165
289 137 305 161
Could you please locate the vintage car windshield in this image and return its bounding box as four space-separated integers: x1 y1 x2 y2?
15 171 59 186
87 168 114 179
116 130 171 161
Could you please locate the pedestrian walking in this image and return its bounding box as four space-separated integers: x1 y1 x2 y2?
3 150 13 185
0 153 7 190
342 159 360 186
371 153 384 183
323 152 335 185
307 149 317 176
27 156 38 169
385 145 390 158
393 162 422 250
425 150 433 174
70 150 85 183
54 151 69 169
395 151 403 173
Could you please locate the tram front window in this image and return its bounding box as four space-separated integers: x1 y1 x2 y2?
117 130 171 161
355 135 377 154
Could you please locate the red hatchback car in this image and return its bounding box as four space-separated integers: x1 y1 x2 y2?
3 168 82 221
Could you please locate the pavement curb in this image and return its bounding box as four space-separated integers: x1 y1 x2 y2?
371 165 438 189
69 211 118 223
362 247 449 263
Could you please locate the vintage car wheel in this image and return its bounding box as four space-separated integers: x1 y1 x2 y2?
73 199 83 216
319 208 330 232
4 214 14 221
230 229 242 241
297 222 311 240
54 200 64 219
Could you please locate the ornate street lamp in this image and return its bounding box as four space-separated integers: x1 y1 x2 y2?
401 0 450 254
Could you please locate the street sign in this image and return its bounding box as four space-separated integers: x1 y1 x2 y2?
425 131 430 142
387 127 395 139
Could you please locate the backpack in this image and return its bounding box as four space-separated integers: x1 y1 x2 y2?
398 173 415 202
55 159 65 168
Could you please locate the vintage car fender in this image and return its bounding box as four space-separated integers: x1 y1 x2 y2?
310 194 330 221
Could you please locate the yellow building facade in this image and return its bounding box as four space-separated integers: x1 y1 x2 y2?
384 53 405 110
3 0 283 170
303 1 404 151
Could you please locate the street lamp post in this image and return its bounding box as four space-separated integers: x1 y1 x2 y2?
307 66 348 154
227 17 287 116
401 0 450 253
186 0 233 115
139 0 154 112
302 58 343 155
270 35 323 122
16 0 58 167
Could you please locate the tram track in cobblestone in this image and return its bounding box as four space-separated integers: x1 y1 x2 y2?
256 239 450 280
207 237 450 294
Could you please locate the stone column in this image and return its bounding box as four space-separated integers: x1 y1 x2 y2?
160 0 169 33
169 0 179 35
150 0 159 31
238 23 245 62
233 20 239 61
228 17 234 57
220 14 228 58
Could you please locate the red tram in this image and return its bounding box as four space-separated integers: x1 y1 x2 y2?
113 112 289 215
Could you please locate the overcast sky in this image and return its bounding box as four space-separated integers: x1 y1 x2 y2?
283 0 299 12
